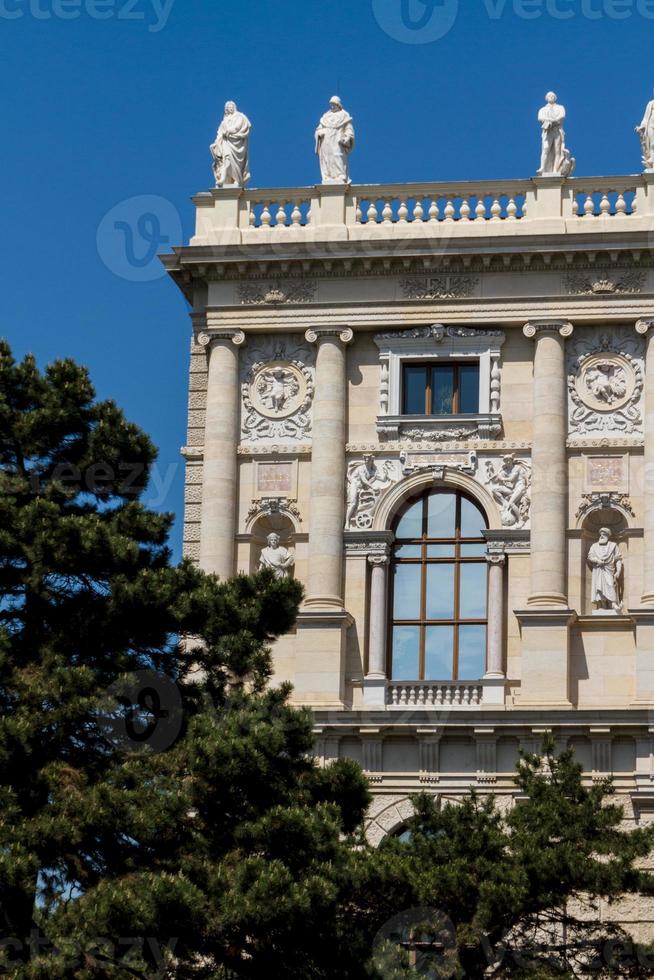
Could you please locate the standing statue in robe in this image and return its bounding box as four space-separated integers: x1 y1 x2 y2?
210 101 252 188
315 96 355 184
259 533 295 579
537 92 572 177
587 528 624 613
636 96 654 171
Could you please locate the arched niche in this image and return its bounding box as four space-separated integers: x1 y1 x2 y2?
372 470 502 534
248 514 297 577
579 506 628 615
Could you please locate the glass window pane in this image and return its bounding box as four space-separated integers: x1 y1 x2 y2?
426 564 455 619
459 564 487 618
403 365 427 414
393 564 422 619
395 498 423 539
427 544 456 558
431 365 454 415
459 364 480 413
427 493 456 537
392 626 420 679
395 544 422 559
460 543 487 558
458 625 486 679
460 497 486 538
425 626 454 679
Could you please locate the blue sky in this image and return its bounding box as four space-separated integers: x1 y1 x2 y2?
2 0 653 560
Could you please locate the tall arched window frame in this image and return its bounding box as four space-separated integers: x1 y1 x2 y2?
390 489 489 681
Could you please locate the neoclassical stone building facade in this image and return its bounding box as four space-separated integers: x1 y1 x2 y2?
164 174 654 936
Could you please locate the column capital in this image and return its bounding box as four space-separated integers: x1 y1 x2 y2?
523 319 573 340
636 318 654 336
368 552 390 567
196 329 246 350
305 327 354 346
486 553 506 567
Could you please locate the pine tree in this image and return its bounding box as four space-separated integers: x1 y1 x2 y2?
377 738 654 979
0 343 370 978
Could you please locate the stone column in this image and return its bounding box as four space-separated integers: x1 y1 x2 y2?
364 551 389 707
637 318 654 604
197 329 245 580
304 327 353 608
485 555 505 678
523 320 573 607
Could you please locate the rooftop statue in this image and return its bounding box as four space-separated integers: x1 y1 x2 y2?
537 92 575 177
636 94 654 172
315 96 355 185
210 101 252 188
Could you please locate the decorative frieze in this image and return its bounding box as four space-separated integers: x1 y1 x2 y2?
240 336 315 443
565 270 646 296
345 456 402 530
237 279 316 304
567 329 645 438
399 276 480 300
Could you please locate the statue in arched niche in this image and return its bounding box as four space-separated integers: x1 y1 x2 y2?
259 532 295 579
587 527 624 614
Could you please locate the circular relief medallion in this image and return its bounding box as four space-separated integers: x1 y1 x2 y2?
250 361 308 419
575 353 635 413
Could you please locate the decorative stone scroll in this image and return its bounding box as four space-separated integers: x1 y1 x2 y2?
564 271 645 296
246 496 302 532
576 493 635 522
238 280 316 305
567 329 644 438
399 276 480 301
241 337 315 443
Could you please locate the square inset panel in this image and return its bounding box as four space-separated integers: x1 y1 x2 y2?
584 455 629 494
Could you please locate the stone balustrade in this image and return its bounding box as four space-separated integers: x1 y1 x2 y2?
387 682 483 708
190 174 654 246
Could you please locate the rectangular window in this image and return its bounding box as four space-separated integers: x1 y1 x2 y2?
401 362 480 416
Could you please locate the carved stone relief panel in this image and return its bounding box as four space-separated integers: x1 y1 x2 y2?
567 329 644 439
343 451 531 530
241 337 315 443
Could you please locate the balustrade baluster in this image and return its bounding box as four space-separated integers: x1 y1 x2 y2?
475 199 487 221
382 200 393 223
460 199 471 221
428 200 439 222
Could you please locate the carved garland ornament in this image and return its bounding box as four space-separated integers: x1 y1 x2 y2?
399 276 480 300
238 280 317 305
567 331 644 437
565 271 646 296
241 338 315 443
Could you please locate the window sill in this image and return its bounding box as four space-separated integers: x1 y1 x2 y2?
376 413 502 441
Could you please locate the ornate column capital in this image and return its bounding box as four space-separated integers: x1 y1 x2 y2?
486 553 507 567
196 329 246 350
305 327 354 346
636 318 654 336
523 319 573 340
368 552 390 567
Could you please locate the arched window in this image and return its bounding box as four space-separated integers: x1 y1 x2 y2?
390 489 488 681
